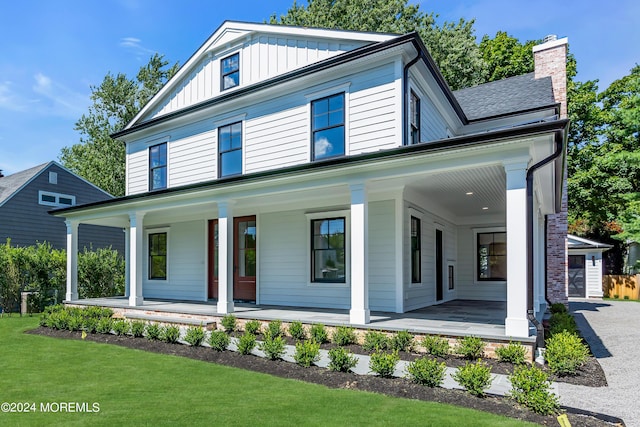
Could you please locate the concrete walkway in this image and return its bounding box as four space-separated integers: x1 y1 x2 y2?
559 299 640 427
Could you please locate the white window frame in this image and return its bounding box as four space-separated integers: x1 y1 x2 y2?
38 190 75 207
305 209 350 288
473 227 507 285
145 227 170 283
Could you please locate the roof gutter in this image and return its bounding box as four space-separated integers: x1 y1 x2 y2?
526 126 566 354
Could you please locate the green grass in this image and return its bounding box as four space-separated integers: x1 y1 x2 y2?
0 316 535 426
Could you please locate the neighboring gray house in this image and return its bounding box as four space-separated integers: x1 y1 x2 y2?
0 161 124 253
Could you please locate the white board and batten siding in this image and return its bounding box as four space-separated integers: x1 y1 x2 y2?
147 34 365 121
258 201 397 311
126 62 401 194
142 220 206 301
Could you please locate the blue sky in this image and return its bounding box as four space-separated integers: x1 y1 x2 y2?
1 0 637 176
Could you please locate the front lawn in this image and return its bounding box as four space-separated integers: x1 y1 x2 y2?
0 316 532 426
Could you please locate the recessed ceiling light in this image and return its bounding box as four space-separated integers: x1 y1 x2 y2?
482 207 489 210
466 192 473 195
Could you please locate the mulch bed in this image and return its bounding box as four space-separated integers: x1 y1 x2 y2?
28 327 620 426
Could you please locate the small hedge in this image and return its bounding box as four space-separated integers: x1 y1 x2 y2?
545 331 589 375
362 331 391 352
244 320 262 335
456 336 485 360
406 357 446 387
208 330 230 351
452 360 493 397
495 342 527 365
332 326 357 346
259 333 286 360
221 314 237 333
310 324 329 344
184 326 205 347
422 336 450 358
237 333 257 355
161 325 180 344
328 347 358 372
288 321 307 341
508 365 559 415
369 351 399 378
294 340 320 367
145 323 161 340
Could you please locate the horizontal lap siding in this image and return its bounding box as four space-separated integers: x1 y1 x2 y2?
143 220 205 301
259 210 350 309
420 96 449 142
127 149 147 195
368 200 396 311
170 128 216 186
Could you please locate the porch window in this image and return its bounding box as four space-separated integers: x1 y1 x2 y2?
149 143 167 191
311 217 345 283
311 93 345 161
411 216 421 283
219 122 242 177
221 52 239 90
410 91 420 145
477 231 506 281
149 232 167 280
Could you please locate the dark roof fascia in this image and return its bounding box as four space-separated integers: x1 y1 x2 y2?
112 33 418 140
55 118 569 216
569 244 613 250
466 103 561 124
407 36 468 125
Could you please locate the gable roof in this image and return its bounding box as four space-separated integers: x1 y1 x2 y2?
568 234 613 250
0 161 113 208
453 73 557 121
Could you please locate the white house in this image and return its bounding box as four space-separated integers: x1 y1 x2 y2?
55 22 569 342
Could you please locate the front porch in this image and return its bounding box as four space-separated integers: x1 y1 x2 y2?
68 297 517 341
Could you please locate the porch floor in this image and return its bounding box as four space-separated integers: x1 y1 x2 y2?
68 298 525 341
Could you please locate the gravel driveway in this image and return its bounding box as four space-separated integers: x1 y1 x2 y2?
559 299 640 427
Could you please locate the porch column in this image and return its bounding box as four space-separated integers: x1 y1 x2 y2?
129 212 145 306
124 228 130 298
504 162 530 337
349 183 370 324
65 220 79 301
217 201 234 314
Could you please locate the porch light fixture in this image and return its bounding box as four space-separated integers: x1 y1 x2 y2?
482 207 489 210
466 192 473 195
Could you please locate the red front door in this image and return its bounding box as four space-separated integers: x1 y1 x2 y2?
233 216 256 302
207 219 218 299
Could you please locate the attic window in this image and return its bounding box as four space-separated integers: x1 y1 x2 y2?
221 53 239 90
38 191 76 207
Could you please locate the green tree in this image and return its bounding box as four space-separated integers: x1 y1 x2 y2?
60 54 178 196
479 31 538 82
269 0 486 90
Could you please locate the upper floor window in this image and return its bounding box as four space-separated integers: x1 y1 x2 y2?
311 93 345 161
410 91 420 145
221 53 239 91
311 217 346 283
219 122 242 178
477 231 507 281
38 190 75 207
149 143 167 191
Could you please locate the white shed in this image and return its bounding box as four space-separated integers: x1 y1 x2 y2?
567 235 612 298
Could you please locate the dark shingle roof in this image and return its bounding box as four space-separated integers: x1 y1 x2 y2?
453 73 556 121
0 162 50 206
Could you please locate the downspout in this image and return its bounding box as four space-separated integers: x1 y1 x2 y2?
526 129 565 355
402 53 421 146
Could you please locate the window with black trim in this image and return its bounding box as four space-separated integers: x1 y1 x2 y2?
311 93 345 160
410 91 420 145
311 217 345 282
149 232 167 280
221 53 239 90
411 216 421 283
149 143 167 191
477 231 507 281
219 122 242 177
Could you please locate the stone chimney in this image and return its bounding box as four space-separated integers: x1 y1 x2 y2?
534 35 569 305
533 35 569 118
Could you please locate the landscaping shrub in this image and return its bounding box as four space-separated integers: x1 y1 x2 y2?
288 321 307 341
208 330 230 351
495 342 527 365
161 325 181 344
294 340 320 367
258 333 286 360
96 317 113 334
145 323 161 340
549 303 568 315
267 319 283 338
66 312 83 331
456 336 485 359
77 247 125 299
406 357 446 387
328 347 358 372
184 326 205 347
545 331 589 375
244 319 262 335
421 335 450 357
332 326 357 346
363 331 391 352
237 333 257 355
549 312 578 336
221 314 237 333
310 324 328 344
130 320 146 338
508 365 559 415
392 330 414 352
112 319 130 336
452 360 493 397
82 317 98 334
369 351 399 378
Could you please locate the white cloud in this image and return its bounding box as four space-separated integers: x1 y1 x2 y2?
315 137 333 157
120 36 156 56
31 73 88 118
0 81 29 112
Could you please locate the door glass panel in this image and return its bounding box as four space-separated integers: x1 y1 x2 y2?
238 220 256 277
213 222 219 277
